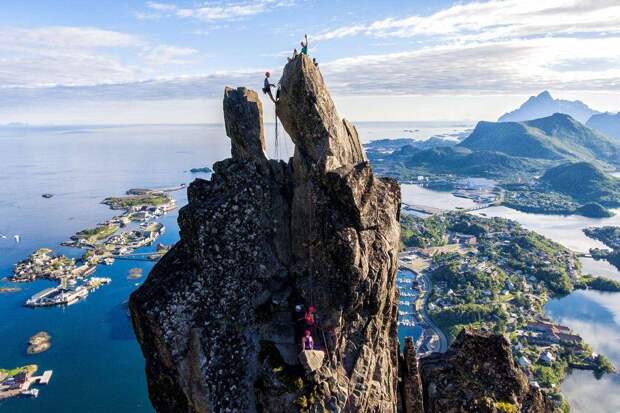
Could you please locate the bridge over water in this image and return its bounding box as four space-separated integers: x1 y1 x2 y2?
402 201 500 216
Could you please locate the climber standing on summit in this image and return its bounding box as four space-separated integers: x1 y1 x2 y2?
300 34 309 55
262 71 277 104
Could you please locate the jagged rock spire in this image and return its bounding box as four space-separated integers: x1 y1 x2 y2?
277 54 365 173
130 54 402 413
223 86 267 161
130 53 551 413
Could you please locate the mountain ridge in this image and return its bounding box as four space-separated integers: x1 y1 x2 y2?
587 112 620 141
460 113 620 169
498 91 599 123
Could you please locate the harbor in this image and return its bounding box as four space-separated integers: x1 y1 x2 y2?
11 187 174 310
25 277 111 307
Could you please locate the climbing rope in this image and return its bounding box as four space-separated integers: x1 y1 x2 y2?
274 106 279 159
308 163 316 307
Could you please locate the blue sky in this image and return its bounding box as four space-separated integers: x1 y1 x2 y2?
0 0 619 124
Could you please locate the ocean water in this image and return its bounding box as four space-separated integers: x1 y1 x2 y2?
0 121 466 412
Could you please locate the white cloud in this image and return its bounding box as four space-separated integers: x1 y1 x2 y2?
1 33 619 117
318 36 620 95
315 0 620 41
142 0 294 22
0 26 145 50
0 27 146 87
0 70 265 106
143 45 199 65
0 26 202 87
2 1 620 124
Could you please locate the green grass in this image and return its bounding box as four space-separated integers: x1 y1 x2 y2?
0 364 37 377
495 401 518 413
541 162 620 206
575 275 620 292
76 224 119 243
531 360 568 388
103 193 170 209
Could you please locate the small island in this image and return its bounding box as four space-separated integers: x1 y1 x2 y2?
27 332 51 354
127 267 143 279
102 192 173 210
189 166 212 173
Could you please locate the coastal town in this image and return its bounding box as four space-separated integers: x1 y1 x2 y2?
0 186 179 403
398 211 616 411
10 188 175 309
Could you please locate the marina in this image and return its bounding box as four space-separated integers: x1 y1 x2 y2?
25 277 111 307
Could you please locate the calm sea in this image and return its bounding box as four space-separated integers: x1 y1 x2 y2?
0 122 467 412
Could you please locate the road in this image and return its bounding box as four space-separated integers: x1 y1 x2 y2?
419 273 448 353
399 260 448 353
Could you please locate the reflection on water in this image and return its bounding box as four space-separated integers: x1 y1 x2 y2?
355 121 472 144
580 257 620 281
471 206 620 253
546 291 620 413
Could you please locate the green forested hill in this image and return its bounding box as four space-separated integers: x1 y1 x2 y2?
460 113 620 168
540 162 620 206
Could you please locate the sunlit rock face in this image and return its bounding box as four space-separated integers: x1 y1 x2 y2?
417 330 554 413
130 54 401 413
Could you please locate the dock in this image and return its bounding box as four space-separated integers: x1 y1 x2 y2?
38 370 53 385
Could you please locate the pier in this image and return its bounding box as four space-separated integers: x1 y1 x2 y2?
38 370 52 385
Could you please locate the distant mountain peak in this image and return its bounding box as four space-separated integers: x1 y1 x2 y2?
499 91 599 123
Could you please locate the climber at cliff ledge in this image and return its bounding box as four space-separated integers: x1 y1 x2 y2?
262 71 277 103
301 330 314 351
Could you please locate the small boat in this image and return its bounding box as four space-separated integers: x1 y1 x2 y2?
22 388 39 398
14 235 21 243
42 193 54 199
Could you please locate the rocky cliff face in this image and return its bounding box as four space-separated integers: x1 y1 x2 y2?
130 55 401 413
412 330 553 413
130 55 553 413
